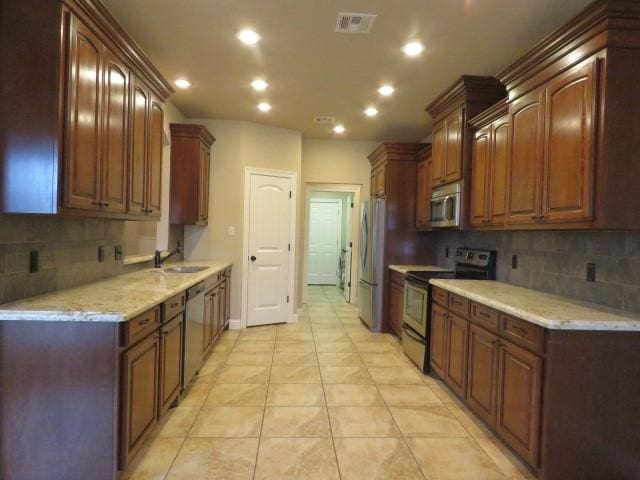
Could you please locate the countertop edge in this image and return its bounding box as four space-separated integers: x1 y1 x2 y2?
429 279 640 332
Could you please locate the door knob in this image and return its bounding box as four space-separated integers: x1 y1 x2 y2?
250 256 257 261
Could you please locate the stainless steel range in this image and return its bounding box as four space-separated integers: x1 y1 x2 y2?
402 248 496 371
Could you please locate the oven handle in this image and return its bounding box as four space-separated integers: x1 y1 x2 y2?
403 324 426 343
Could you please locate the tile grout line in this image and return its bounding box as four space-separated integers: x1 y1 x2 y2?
251 330 274 480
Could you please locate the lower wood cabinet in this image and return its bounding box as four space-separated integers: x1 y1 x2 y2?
467 324 499 427
158 313 184 416
120 331 160 467
388 270 405 337
444 313 469 398
429 303 449 378
496 338 542 466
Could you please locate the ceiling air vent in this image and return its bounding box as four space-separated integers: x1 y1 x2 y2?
335 13 376 34
315 116 335 125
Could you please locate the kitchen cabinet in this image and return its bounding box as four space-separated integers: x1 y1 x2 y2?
370 163 386 198
496 339 542 466
430 110 464 188
224 268 232 326
120 330 160 467
158 313 184 416
429 302 448 379
469 103 509 227
0 0 172 219
128 80 164 219
444 313 469 398
388 269 405 338
203 271 228 352
467 323 499 427
203 289 214 352
415 145 432 230
170 124 216 225
430 123 446 186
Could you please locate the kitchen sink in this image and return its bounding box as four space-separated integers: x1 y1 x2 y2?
163 266 209 274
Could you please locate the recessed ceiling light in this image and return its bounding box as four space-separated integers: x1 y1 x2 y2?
364 107 378 117
257 102 272 112
174 78 191 89
238 29 261 45
251 79 269 91
402 41 424 57
378 85 394 96
333 124 345 134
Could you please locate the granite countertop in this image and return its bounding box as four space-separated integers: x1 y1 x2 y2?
430 279 640 331
0 260 232 323
389 264 453 274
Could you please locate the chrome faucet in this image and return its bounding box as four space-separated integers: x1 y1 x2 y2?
154 241 183 268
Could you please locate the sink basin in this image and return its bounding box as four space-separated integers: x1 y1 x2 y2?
163 266 208 274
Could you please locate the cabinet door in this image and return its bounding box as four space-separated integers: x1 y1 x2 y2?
120 333 160 467
211 288 221 340
198 143 210 223
496 340 542 466
129 80 149 214
376 164 386 196
147 96 164 217
507 88 544 225
64 14 102 211
470 125 491 227
467 324 499 428
430 303 448 378
100 49 129 213
431 122 446 187
444 313 468 398
489 118 509 225
224 271 231 323
415 160 428 228
388 280 405 337
159 314 184 416
541 58 598 224
444 108 464 183
203 291 213 352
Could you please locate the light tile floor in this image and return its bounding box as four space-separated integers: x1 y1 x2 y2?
120 285 535 480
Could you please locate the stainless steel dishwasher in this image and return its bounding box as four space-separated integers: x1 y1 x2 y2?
183 281 205 388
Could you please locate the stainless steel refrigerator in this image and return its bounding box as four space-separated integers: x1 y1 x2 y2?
358 198 385 331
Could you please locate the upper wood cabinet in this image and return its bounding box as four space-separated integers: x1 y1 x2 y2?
469 103 509 227
0 0 172 219
170 124 216 226
415 145 433 230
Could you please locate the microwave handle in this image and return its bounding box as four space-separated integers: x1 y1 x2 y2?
444 195 455 220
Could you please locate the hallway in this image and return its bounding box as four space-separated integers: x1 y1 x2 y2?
121 286 533 479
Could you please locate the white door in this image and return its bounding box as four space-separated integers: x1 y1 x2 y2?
344 194 353 302
247 174 292 327
307 199 342 285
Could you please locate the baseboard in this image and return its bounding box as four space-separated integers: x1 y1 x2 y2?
288 312 299 324
297 307 304 316
229 319 243 330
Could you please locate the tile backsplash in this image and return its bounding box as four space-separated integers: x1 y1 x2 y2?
0 215 183 305
424 230 640 314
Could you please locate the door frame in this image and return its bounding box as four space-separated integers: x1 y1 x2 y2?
307 198 343 286
302 183 361 306
240 167 298 330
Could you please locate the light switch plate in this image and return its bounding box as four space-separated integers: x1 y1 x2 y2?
228 226 236 237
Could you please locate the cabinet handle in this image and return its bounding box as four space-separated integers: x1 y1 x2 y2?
511 325 528 336
478 311 490 318
169 302 179 308
138 318 150 326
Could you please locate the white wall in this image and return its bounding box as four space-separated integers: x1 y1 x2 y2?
183 119 302 321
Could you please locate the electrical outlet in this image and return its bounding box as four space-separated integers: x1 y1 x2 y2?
114 245 123 261
586 263 596 282
98 246 105 263
228 226 236 237
29 251 39 273
511 255 518 269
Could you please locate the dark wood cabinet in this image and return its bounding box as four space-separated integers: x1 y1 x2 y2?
170 124 216 225
370 163 386 198
444 108 464 183
388 270 405 338
470 103 509 228
224 268 232 326
0 0 172 219
467 324 499 428
444 313 469 398
158 313 184 416
120 331 160 467
496 339 542 467
203 290 214 353
429 303 448 379
415 145 432 230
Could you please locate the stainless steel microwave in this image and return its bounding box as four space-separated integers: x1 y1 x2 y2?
431 181 461 228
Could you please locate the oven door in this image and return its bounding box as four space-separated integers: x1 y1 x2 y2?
403 282 428 337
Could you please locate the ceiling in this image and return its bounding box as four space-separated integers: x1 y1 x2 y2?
102 0 593 141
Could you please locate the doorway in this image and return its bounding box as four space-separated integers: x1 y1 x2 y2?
303 184 361 306
242 168 297 328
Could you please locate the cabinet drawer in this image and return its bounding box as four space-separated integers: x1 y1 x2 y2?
470 302 499 332
390 269 405 286
432 286 448 307
205 271 224 291
448 293 470 318
163 292 186 322
123 307 161 348
500 314 543 354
